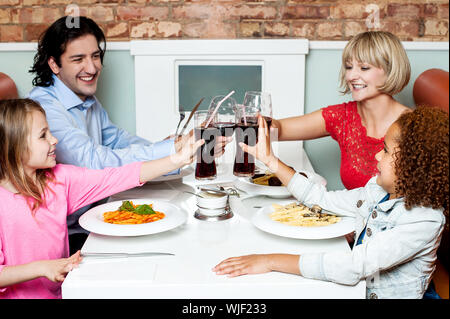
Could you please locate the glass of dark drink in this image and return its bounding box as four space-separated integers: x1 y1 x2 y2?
209 95 237 173
194 110 217 180
209 95 237 138
242 91 273 127
233 105 259 177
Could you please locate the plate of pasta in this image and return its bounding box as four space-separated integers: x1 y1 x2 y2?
234 175 292 198
79 199 187 236
251 202 354 239
234 171 327 199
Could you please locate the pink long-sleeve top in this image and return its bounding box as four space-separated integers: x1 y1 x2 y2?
0 162 143 299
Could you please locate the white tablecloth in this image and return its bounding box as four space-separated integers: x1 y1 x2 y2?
62 152 366 299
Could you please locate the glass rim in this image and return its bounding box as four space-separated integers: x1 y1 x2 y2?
211 95 237 101
244 91 270 96
194 109 215 127
236 105 259 112
195 109 212 113
209 95 237 110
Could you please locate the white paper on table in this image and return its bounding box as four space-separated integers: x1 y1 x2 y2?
71 259 157 282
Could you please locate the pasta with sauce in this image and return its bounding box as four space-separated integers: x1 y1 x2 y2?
103 201 165 225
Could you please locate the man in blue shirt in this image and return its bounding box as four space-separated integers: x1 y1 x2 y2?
28 16 191 252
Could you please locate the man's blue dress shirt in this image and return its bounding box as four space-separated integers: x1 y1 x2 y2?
29 75 177 234
29 75 175 169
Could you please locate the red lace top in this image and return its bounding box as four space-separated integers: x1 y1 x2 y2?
322 101 384 189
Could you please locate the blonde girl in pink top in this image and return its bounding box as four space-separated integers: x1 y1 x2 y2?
0 99 204 299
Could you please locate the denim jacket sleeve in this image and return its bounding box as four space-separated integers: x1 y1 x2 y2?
299 207 444 286
287 171 445 286
287 171 366 218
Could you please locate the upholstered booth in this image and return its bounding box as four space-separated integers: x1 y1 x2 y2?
413 68 449 299
413 68 449 113
0 72 18 100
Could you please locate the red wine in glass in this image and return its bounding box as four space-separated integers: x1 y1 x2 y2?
195 127 217 180
233 117 259 177
213 122 236 137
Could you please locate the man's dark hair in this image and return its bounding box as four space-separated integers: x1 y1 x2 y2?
29 16 106 87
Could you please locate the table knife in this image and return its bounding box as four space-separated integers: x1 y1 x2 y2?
178 97 204 136
81 252 175 258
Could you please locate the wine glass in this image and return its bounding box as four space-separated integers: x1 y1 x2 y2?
194 110 217 180
233 105 259 177
242 91 273 127
209 95 237 137
208 95 237 173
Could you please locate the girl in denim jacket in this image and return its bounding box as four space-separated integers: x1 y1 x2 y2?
214 106 448 299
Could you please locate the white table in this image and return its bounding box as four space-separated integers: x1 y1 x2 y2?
62 153 366 299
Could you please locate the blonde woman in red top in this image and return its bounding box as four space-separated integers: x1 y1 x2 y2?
272 31 411 190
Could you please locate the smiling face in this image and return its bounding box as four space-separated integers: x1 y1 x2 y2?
48 34 102 101
23 110 58 177
344 58 387 102
374 123 400 196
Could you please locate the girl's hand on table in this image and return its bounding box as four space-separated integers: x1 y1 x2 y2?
213 254 301 278
212 254 272 277
37 250 83 282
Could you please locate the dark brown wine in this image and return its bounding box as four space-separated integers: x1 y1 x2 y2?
195 127 217 180
213 122 236 137
233 118 259 177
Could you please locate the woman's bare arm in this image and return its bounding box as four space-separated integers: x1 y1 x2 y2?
273 109 329 141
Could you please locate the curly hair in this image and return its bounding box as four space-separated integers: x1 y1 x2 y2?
29 16 106 87
393 106 449 218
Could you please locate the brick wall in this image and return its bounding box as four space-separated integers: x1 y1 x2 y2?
0 0 448 42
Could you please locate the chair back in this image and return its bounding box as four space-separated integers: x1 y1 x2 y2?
0 72 18 100
414 68 449 275
413 68 449 113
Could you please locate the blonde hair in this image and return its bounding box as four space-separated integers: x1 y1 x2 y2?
339 31 411 96
0 98 54 212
